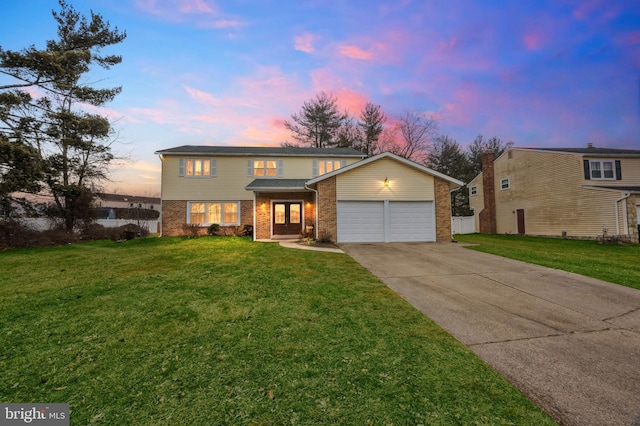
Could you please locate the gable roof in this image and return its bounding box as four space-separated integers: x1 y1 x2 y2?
305 151 465 187
155 145 366 158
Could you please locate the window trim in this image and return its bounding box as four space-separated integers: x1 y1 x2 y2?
312 159 347 177
247 159 283 178
470 186 478 196
179 158 217 178
187 201 240 226
500 178 510 190
588 160 616 180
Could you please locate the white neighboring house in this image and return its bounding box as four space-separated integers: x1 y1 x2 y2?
94 193 161 211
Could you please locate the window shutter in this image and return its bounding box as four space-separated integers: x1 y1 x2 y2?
277 160 284 177
615 160 622 180
340 160 346 168
211 159 217 177
583 160 590 180
247 160 253 177
312 160 319 177
179 158 185 176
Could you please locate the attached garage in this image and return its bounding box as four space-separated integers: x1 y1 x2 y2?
337 200 435 243
308 152 463 244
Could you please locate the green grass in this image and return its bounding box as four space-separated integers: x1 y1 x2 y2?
454 234 640 290
0 237 554 425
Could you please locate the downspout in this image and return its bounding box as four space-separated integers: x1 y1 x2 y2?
305 184 319 240
615 193 631 235
158 154 164 237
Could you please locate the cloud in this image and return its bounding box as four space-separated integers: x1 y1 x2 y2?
135 0 245 29
338 44 374 60
522 31 546 51
295 32 317 53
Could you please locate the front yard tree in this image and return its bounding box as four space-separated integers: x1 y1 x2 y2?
0 0 126 229
284 92 348 148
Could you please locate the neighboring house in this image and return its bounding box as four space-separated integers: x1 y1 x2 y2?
94 193 161 211
155 145 464 243
468 145 640 242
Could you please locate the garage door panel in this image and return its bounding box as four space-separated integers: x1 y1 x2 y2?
389 201 434 242
337 201 384 243
337 200 435 243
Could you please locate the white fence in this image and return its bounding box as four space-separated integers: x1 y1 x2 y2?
17 218 159 234
451 216 475 235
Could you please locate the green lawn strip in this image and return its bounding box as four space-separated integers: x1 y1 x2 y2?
454 234 640 290
1 237 554 425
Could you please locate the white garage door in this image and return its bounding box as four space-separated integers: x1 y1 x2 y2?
389 201 435 242
337 201 384 243
337 201 435 243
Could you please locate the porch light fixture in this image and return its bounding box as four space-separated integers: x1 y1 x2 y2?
384 177 389 188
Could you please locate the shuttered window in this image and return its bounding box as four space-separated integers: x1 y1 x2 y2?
179 158 216 177
585 159 621 180
247 159 284 177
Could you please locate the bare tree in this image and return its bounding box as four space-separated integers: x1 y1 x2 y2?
384 110 438 163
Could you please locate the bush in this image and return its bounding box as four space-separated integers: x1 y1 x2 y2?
183 223 202 238
207 223 220 236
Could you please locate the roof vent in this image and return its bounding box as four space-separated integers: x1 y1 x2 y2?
587 143 594 149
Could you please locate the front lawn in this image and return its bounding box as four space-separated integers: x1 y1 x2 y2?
454 234 640 290
0 237 554 425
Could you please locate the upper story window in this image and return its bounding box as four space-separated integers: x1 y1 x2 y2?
470 186 478 196
247 159 283 177
500 178 510 190
313 160 346 177
588 160 618 180
179 158 216 178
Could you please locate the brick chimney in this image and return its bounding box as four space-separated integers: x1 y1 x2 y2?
478 150 497 234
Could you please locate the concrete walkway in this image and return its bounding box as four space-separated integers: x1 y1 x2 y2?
341 242 640 426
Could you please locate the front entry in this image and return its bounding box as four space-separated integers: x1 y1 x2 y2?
273 202 302 236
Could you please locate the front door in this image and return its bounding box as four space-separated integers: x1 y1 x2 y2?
516 209 525 235
273 202 302 236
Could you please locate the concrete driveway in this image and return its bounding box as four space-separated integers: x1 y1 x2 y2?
341 242 640 426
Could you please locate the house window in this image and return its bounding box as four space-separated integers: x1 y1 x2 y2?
313 160 346 177
500 178 510 190
179 158 216 177
188 202 240 225
248 159 283 177
589 160 616 180
470 186 478 196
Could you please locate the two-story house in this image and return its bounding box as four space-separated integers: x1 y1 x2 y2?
468 145 640 242
155 145 463 243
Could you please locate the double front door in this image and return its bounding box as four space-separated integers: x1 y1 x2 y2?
273 202 302 236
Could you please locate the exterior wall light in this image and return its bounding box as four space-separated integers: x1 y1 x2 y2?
384 177 390 187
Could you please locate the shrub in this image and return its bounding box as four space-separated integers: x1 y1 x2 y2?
183 223 202 238
207 223 220 236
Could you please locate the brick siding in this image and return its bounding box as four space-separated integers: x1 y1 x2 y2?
161 199 253 237
434 177 452 242
316 177 337 242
